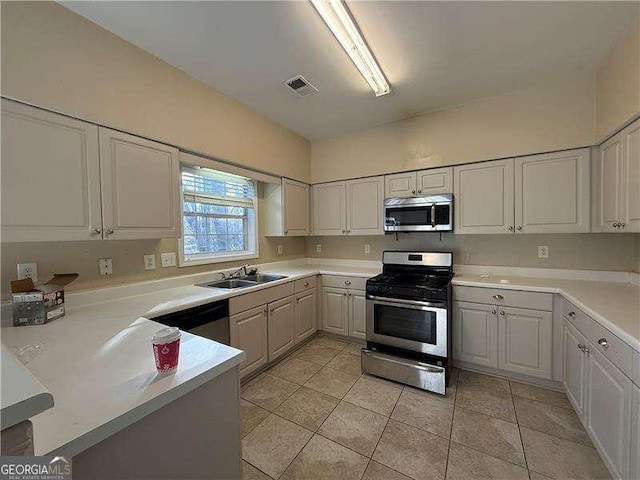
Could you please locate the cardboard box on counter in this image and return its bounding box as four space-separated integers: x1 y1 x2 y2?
10 274 78 326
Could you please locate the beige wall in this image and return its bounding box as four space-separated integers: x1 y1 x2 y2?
311 74 596 183
1 185 306 299
0 1 310 182
596 21 640 141
307 233 639 273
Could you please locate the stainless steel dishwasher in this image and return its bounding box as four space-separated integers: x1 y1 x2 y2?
151 299 230 345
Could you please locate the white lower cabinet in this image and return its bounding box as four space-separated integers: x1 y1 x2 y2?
294 290 316 343
452 301 498 368
585 346 632 480
267 296 296 361
497 306 552 379
230 306 268 378
563 321 588 416
631 384 640 480
321 287 366 340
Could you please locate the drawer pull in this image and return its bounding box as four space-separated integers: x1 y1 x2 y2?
499 311 505 316
304 282 309 287
568 311 576 318
493 294 504 300
491 310 496 315
345 281 351 285
597 338 609 349
577 343 584 351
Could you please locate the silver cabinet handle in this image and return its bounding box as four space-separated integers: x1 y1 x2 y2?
418 189 422 193
597 338 609 349
583 345 590 354
412 190 416 194
91 228 102 236
105 229 114 236
620 223 626 228
491 310 497 315
343 293 347 297
507 226 514 231
342 230 346 234
304 282 309 287
285 230 288 234
493 294 504 300
270 308 274 314
613 222 619 228
347 230 351 234
516 226 522 231
577 343 584 351
345 281 351 285
568 311 576 318
499 311 505 316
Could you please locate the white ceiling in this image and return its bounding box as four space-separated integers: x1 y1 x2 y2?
62 1 639 140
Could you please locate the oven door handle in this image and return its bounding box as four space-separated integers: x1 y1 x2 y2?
366 294 447 309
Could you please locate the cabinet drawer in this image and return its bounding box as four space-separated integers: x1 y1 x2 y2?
322 275 367 291
295 275 317 293
562 298 633 377
229 282 295 315
453 286 553 311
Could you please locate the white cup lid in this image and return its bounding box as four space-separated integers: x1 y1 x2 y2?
153 326 181 344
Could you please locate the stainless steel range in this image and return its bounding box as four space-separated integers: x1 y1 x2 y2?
362 251 453 395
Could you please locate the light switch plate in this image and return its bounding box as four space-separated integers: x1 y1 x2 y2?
99 258 113 276
364 244 371 254
144 254 156 270
538 246 549 259
316 244 322 253
161 252 177 267
277 245 283 255
17 263 38 283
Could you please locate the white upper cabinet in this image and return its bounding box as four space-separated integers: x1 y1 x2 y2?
515 149 590 233
346 176 384 235
417 167 453 195
384 167 452 198
621 119 640 232
264 178 310 236
1 99 102 242
454 159 515 234
385 172 416 198
313 178 384 236
99 128 181 240
595 118 639 233
313 181 346 235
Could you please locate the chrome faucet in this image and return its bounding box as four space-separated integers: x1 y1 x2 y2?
225 264 250 279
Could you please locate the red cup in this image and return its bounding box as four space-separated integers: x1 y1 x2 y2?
152 327 181 375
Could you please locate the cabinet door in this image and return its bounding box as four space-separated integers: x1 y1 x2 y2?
230 306 268 378
596 133 624 232
313 182 346 235
454 159 514 234
417 167 453 195
322 287 348 336
385 172 416 198
622 119 640 232
452 301 498 368
563 321 588 416
515 149 590 233
498 306 552 379
346 176 384 235
99 127 180 240
283 178 310 236
631 384 640 480
295 290 316 343
267 296 296 361
348 290 367 340
586 347 632 480
1 99 102 242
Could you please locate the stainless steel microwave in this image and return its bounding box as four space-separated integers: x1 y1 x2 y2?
384 194 453 232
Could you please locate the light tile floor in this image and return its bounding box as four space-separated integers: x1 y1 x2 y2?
241 336 611 480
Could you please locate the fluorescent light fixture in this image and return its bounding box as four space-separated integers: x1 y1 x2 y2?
310 0 391 97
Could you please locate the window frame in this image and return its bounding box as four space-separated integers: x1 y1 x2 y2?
178 164 259 267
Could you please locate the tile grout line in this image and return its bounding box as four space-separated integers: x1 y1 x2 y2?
443 369 459 480
509 379 533 479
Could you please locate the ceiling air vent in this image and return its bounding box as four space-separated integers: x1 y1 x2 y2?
284 75 318 97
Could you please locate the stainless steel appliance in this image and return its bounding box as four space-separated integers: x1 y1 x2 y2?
151 299 230 345
384 194 453 232
363 251 453 394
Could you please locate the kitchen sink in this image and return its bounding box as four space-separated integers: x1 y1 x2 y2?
197 274 288 290
241 274 288 283
201 279 257 289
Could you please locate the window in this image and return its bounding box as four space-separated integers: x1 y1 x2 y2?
180 165 258 266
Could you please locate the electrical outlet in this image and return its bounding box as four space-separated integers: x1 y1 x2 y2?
538 245 549 259
161 252 177 268
144 254 156 270
316 244 322 253
17 263 38 283
364 244 371 254
99 258 113 276
277 245 283 255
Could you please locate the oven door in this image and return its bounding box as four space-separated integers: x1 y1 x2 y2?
366 295 448 357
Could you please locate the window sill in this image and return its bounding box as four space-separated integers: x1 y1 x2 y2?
178 252 258 268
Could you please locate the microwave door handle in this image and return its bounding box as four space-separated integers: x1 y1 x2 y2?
431 203 436 228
